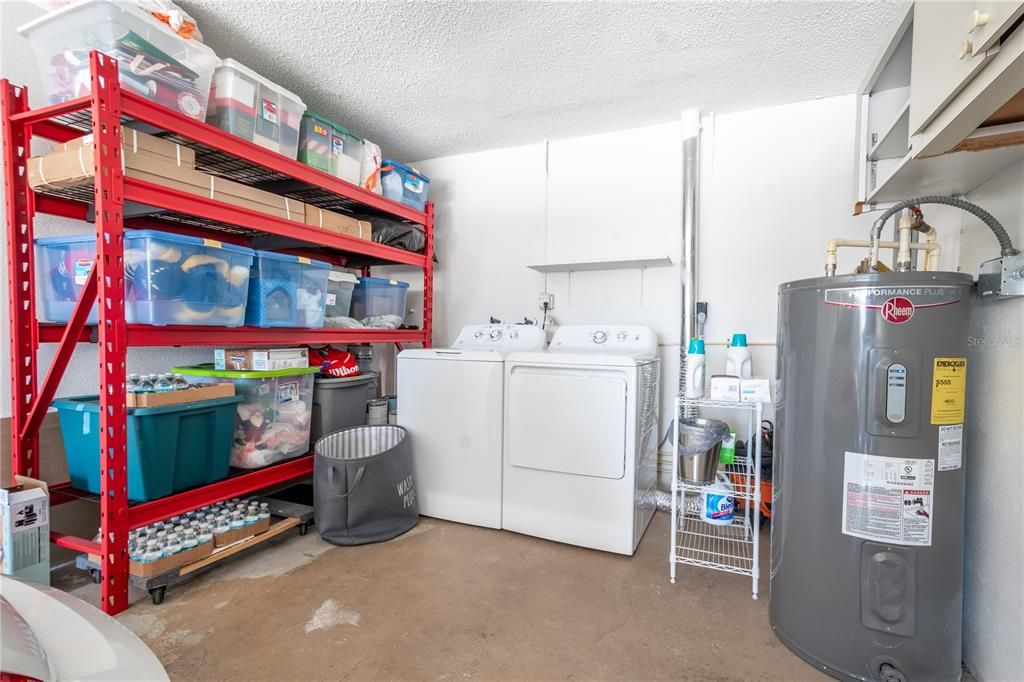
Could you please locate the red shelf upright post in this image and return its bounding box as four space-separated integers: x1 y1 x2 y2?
423 201 434 348
2 79 40 480
90 53 130 615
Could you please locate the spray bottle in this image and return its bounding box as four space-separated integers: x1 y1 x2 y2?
725 333 752 378
684 339 706 399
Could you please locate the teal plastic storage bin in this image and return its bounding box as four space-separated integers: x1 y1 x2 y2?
53 395 242 502
380 160 429 211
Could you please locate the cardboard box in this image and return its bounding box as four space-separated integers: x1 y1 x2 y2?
1 476 50 584
213 516 271 547
709 375 741 402
90 540 213 578
214 347 309 371
28 147 305 222
59 128 196 168
126 382 235 408
740 377 772 404
305 205 371 240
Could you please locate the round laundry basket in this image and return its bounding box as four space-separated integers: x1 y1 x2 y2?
314 425 418 545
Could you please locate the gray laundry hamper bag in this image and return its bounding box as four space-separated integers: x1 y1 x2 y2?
314 425 419 545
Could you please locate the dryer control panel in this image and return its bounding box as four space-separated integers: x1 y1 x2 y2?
452 324 546 352
548 325 657 357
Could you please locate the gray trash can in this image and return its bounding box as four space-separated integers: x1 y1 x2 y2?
314 425 418 545
311 372 378 442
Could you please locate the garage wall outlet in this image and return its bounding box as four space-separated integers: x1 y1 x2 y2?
538 293 554 311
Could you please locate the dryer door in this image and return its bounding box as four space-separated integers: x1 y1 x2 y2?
506 364 627 479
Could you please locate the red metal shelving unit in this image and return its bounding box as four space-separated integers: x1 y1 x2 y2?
2 53 434 614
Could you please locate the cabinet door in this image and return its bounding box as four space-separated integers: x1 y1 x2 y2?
909 0 994 135
969 0 1024 56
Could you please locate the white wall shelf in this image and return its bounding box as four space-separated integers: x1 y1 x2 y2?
869 100 911 161
527 256 672 273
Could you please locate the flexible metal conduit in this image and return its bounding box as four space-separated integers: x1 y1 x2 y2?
869 195 1020 268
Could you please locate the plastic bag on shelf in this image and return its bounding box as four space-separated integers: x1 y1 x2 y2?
370 218 426 254
135 0 204 40
360 139 383 194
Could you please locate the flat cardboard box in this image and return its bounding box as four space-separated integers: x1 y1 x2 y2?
709 375 741 402
59 129 196 169
214 517 271 547
90 540 213 578
29 147 305 223
1 476 50 584
126 382 235 408
305 205 372 240
214 347 309 371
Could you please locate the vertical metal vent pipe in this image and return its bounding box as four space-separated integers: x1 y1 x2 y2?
680 110 701 406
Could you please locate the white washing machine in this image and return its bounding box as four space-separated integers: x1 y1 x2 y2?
502 324 659 555
397 324 546 529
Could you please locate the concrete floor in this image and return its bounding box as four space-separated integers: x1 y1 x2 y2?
57 512 824 681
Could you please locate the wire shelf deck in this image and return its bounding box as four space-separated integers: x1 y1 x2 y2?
674 512 755 577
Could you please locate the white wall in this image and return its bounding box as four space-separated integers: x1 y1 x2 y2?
961 161 1024 682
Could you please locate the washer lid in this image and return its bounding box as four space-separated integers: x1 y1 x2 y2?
398 348 505 362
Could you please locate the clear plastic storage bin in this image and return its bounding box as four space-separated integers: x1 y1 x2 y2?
35 230 254 326
173 365 320 469
325 270 358 319
380 160 430 211
207 59 305 159
350 276 409 324
245 251 330 328
18 0 219 119
297 113 364 184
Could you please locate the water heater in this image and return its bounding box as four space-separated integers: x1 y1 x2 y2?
771 271 973 682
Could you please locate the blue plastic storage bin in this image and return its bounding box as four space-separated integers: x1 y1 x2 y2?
350 276 409 323
380 160 430 211
35 230 255 326
245 251 331 328
53 394 242 502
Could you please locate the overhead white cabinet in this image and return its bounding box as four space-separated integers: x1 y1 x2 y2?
854 0 1024 206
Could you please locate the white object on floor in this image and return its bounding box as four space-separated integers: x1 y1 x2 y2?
502 324 659 555
397 324 546 529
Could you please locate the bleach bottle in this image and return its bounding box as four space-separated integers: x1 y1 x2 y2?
725 333 752 378
702 474 736 526
684 339 706 399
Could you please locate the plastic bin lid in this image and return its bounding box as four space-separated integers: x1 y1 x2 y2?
173 363 321 379
252 250 330 268
301 112 363 142
53 393 242 416
314 371 378 386
356 276 410 288
36 229 254 255
328 271 359 283
215 59 305 106
17 0 217 62
382 160 429 182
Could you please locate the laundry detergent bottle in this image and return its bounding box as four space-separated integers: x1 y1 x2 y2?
684 339 706 399
725 333 752 378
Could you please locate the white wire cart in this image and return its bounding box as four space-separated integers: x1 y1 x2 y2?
670 397 764 599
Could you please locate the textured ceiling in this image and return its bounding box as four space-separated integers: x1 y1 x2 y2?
8 1 902 161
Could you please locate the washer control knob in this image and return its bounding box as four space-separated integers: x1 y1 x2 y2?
593 330 608 344
489 329 503 340
474 330 484 339
617 331 628 342
509 330 519 340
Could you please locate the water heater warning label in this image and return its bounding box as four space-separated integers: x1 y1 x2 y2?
931 358 966 424
842 451 934 546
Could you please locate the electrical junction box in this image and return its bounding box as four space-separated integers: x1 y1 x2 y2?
977 254 1024 298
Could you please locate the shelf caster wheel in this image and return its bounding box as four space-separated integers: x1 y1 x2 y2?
149 586 166 605
89 568 102 584
298 522 309 536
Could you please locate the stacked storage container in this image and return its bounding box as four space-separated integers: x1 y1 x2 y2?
54 394 242 501
350 276 409 325
381 160 430 211
207 59 306 158
35 230 255 326
325 270 359 319
298 113 364 185
174 365 320 469
18 0 218 119
245 251 330 328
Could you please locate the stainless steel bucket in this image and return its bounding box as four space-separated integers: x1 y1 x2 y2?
678 417 729 484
